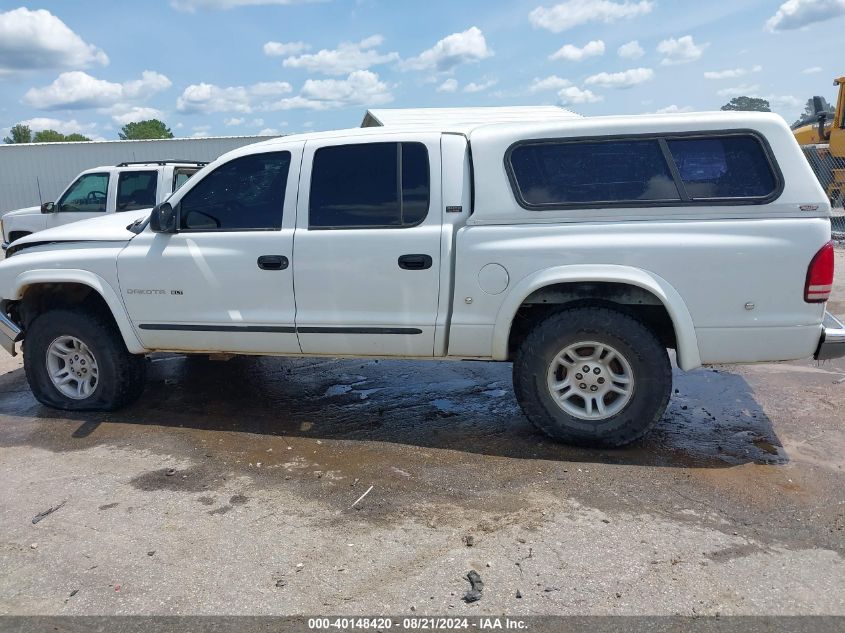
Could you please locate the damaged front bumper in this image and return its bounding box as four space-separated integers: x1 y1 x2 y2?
0 312 22 357
815 312 845 361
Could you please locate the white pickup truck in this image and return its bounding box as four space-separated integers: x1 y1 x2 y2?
0 112 842 447
1 160 204 250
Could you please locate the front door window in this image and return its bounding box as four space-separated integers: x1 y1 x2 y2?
58 173 109 213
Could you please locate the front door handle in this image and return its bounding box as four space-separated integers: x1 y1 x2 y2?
257 255 289 270
398 254 433 270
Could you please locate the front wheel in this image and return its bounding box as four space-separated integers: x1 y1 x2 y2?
513 307 672 447
24 309 146 411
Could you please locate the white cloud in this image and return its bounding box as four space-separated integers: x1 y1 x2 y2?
263 40 310 56
172 0 319 11
224 117 245 126
258 127 282 135
299 70 392 106
282 35 399 75
657 35 708 65
464 78 498 93
529 0 654 32
249 81 294 96
110 106 165 125
123 71 174 99
803 66 823 74
0 7 108 74
584 67 654 88
191 125 211 138
24 71 171 110
176 81 291 113
402 27 493 72
549 39 605 62
266 70 392 110
654 104 694 114
765 0 845 32
703 65 762 79
766 94 802 109
177 84 251 113
558 86 602 105
21 117 100 138
717 83 761 97
617 40 644 59
529 75 572 92
437 78 459 93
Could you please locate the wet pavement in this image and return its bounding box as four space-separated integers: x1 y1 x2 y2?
0 253 844 616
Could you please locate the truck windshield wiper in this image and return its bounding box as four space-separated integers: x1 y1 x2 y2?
127 216 150 234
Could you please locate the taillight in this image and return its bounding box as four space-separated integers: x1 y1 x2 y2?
805 241 834 303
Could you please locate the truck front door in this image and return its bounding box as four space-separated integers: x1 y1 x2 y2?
293 135 443 356
117 147 302 354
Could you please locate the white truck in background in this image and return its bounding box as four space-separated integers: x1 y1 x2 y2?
0 111 842 448
1 161 204 250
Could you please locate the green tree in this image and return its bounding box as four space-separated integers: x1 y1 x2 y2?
793 96 835 127
720 96 771 112
119 119 174 140
3 123 32 144
32 129 91 143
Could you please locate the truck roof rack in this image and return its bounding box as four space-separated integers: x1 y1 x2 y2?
115 160 209 167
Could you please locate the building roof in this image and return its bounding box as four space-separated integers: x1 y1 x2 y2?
361 106 580 128
0 135 278 149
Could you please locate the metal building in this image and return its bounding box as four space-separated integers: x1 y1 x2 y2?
0 135 277 214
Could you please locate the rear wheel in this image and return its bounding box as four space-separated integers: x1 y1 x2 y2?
24 309 146 411
513 307 672 447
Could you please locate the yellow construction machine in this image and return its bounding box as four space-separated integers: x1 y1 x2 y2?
792 77 845 212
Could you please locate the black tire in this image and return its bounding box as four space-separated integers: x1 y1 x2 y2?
513 307 672 448
23 309 147 411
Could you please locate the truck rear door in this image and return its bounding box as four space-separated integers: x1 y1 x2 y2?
292 133 443 356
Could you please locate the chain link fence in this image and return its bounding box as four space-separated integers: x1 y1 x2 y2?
801 144 845 238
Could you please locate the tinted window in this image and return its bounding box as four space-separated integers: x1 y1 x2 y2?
509 140 679 206
116 171 158 212
309 142 430 228
401 143 430 225
667 136 777 199
58 173 109 213
178 152 290 230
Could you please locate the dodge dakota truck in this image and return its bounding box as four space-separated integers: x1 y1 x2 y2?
0 111 842 447
1 160 204 250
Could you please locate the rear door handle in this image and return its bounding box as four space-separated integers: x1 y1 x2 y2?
398 254 433 270
257 255 289 270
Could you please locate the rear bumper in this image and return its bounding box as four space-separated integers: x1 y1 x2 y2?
0 312 22 357
815 312 845 361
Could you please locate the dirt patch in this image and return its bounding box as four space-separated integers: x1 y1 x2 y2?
129 466 224 493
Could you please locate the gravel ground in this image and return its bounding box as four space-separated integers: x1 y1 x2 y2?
0 251 843 617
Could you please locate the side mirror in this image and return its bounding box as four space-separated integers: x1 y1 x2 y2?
812 96 825 115
40 202 55 214
149 202 177 233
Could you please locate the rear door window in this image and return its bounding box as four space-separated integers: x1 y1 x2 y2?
508 140 680 207
309 142 430 228
116 171 158 212
666 136 777 199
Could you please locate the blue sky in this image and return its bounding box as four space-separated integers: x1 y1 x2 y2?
0 0 843 140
